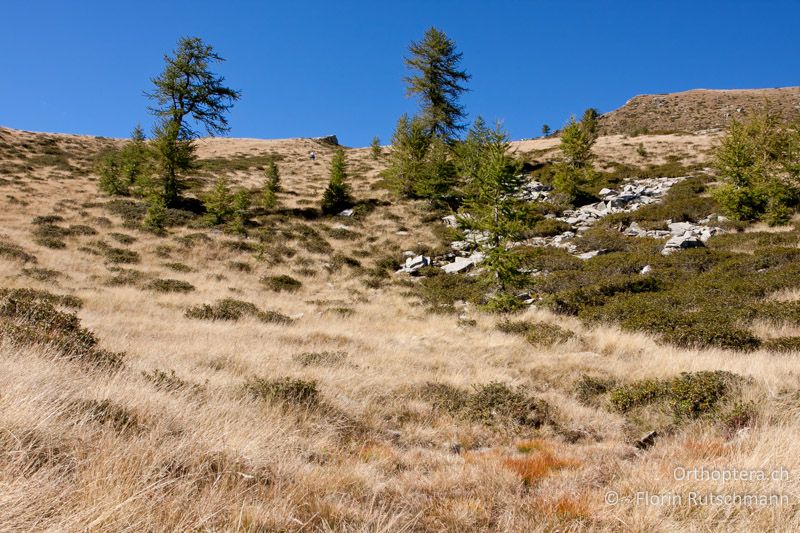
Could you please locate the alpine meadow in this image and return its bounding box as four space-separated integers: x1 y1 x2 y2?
3 9 800 533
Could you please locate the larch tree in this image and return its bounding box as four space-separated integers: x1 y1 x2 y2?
404 27 471 142
145 36 241 207
321 148 353 214
458 119 524 300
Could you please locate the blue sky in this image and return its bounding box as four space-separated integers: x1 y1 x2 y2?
1 1 798 146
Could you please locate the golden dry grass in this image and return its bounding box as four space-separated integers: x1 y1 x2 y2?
1 127 799 531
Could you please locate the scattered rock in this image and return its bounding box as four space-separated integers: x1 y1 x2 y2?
635 430 659 450
337 208 354 217
441 252 484 274
640 264 652 275
442 215 458 227
662 233 705 255
397 255 430 273
577 250 603 260
668 221 694 235
313 135 339 146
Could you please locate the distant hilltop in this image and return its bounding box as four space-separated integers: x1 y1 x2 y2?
598 87 800 135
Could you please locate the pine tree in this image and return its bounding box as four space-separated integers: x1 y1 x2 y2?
96 151 126 196
552 112 598 204
229 189 251 234
370 136 382 160
541 124 551 137
386 114 433 198
96 125 151 196
415 137 456 203
321 148 353 214
404 27 471 142
146 37 240 207
203 177 235 225
262 157 280 209
712 114 800 224
459 120 524 298
142 192 167 232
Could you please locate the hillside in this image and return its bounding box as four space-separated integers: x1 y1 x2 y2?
598 86 800 135
1 123 800 531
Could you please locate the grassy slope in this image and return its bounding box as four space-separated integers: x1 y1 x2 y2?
0 127 799 531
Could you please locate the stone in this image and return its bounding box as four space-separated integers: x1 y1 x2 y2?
662 234 705 255
640 264 652 274
442 215 458 227
312 135 339 146
397 255 430 273
668 221 693 235
577 250 602 260
441 252 484 274
624 221 645 237
337 208 354 217
635 430 659 450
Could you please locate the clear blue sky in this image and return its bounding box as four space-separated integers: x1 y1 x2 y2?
1 1 798 147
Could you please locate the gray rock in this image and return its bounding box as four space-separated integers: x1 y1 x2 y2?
624 222 645 237
337 208 354 217
662 234 705 255
577 250 602 260
441 252 484 274
313 135 339 146
668 221 694 235
397 255 431 273
441 215 458 227
635 430 659 450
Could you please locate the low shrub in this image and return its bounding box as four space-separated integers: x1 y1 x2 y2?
0 239 37 263
227 261 252 273
609 371 743 421
0 288 82 309
413 381 471 414
32 224 68 249
496 319 574 347
67 224 97 236
69 399 140 433
163 262 193 272
512 246 582 273
261 274 302 292
109 232 137 245
574 374 616 404
105 268 147 287
31 215 65 225
531 218 571 237
464 382 551 428
185 298 291 324
145 279 195 293
292 350 347 367
670 371 742 420
609 379 666 413
22 267 60 281
141 368 203 394
0 292 123 369
327 253 362 271
101 244 140 264
762 337 800 353
244 377 320 407
415 273 492 313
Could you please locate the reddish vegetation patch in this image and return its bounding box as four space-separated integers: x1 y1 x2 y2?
502 448 579 486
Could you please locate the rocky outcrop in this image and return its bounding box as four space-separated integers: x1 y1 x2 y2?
598 87 800 135
312 135 339 146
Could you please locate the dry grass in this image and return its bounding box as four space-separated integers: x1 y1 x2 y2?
0 127 799 531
